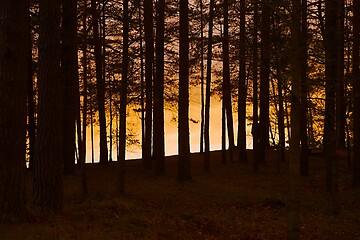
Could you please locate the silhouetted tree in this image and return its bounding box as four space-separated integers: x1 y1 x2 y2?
222 0 235 162
259 0 271 163
118 0 129 193
154 0 166 176
178 0 192 181
143 0 154 169
204 0 215 171
353 0 360 187
238 0 247 162
91 0 108 164
33 0 63 213
0 0 29 222
62 0 79 175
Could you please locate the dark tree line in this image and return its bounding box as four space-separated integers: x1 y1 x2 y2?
1 0 360 226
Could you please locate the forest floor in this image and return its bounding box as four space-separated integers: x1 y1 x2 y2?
0 149 360 240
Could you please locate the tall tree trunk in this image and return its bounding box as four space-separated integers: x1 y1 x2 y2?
0 0 29 222
252 1 260 173
288 0 301 238
352 0 360 187
200 0 205 154
90 100 95 163
259 0 271 163
143 0 154 169
118 0 129 193
91 0 108 164
223 0 235 162
154 0 165 176
33 0 63 213
138 0 145 167
324 0 338 194
238 0 247 162
336 0 346 149
62 0 79 175
204 0 215 171
178 0 192 181
81 0 88 195
277 71 285 163
300 0 309 176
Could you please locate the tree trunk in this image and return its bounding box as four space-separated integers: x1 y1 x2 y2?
259 0 271 163
118 0 129 193
154 0 165 176
143 0 154 169
33 0 63 213
238 0 247 162
178 0 192 181
91 0 108 165
352 0 360 187
0 0 29 222
336 0 346 150
252 1 260 173
223 0 235 162
62 0 79 175
288 0 301 238
204 0 215 171
300 0 309 176
81 0 88 195
200 0 205 154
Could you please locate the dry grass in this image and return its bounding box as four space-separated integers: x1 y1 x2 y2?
0 150 359 239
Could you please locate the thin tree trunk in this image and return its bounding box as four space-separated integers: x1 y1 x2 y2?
200 0 205 154
238 0 247 162
138 0 145 165
300 0 309 176
288 0 301 237
252 1 260 173
28 47 36 171
204 0 215 171
352 0 360 187
336 0 346 149
119 0 129 193
223 0 235 162
154 0 165 176
91 0 108 164
178 0 192 181
90 100 95 164
143 0 154 169
81 0 88 195
259 0 271 164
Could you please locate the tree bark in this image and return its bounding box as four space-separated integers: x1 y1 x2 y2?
143 0 154 169
238 0 247 162
204 0 215 171
259 0 271 163
91 0 108 165
0 0 29 222
154 0 166 176
33 0 63 213
178 0 192 181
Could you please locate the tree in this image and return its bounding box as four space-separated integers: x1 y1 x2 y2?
0 0 29 222
238 0 247 162
288 0 301 237
222 0 235 162
62 0 79 175
91 0 108 165
259 0 271 163
154 0 166 176
353 0 360 187
204 0 215 171
118 0 129 193
178 0 192 181
324 0 338 195
33 0 63 213
143 0 154 169
300 0 309 176
252 1 260 173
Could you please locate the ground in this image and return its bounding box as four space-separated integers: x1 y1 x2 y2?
0 150 359 239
